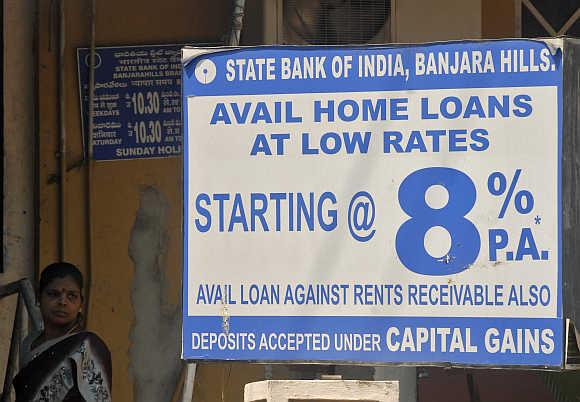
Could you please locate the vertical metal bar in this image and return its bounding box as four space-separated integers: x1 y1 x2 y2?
87 0 96 162
276 0 283 44
0 0 4 274
33 0 41 283
58 0 67 260
84 0 97 327
389 0 397 43
262 0 282 44
181 363 197 402
514 0 522 37
1 295 23 402
466 372 480 402
228 0 246 46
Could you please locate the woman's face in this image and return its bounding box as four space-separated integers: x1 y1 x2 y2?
40 275 83 329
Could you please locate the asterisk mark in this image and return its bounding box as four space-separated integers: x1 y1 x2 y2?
534 215 542 224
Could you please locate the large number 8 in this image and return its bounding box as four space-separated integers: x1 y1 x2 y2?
395 167 480 275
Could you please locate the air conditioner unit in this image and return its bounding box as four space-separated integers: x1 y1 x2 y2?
263 0 392 45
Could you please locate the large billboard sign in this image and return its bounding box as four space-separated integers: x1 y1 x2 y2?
182 40 564 367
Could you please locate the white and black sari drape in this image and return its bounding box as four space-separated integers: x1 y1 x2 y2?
13 332 112 402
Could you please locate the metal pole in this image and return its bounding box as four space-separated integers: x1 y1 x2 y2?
83 0 97 328
181 363 197 402
1 295 23 402
228 0 246 46
58 0 67 260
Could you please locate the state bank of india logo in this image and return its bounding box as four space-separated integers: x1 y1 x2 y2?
194 59 217 84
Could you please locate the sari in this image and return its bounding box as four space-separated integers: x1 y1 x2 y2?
13 331 112 402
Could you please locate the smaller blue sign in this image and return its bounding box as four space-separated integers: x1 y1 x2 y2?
77 44 183 160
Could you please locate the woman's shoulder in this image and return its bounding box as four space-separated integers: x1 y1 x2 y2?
70 331 113 396
74 330 108 344
72 331 111 356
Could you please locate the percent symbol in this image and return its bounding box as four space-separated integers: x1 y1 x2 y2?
487 169 534 218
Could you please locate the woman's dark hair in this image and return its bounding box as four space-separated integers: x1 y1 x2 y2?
38 262 84 295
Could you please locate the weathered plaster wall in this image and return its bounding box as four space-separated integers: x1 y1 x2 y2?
128 186 180 401
2 0 36 275
0 0 36 392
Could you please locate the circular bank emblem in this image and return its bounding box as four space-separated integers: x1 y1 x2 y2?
194 59 217 84
84 52 102 69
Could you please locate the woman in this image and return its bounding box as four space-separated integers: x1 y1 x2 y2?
13 262 112 402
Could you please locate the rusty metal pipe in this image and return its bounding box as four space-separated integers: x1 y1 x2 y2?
83 0 97 328
58 0 67 260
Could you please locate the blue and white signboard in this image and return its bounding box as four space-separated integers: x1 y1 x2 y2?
77 44 182 160
182 39 563 367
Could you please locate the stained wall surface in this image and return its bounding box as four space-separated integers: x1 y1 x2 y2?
0 0 36 393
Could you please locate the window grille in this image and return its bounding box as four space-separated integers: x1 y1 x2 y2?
284 0 391 45
519 0 580 37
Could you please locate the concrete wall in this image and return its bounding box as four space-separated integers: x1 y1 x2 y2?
0 0 36 394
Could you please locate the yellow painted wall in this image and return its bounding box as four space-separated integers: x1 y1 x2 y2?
482 0 517 38
0 0 36 394
393 0 482 42
37 1 263 400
